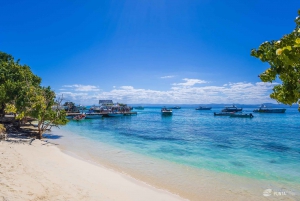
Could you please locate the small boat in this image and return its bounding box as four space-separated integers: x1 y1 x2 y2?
222 105 242 112
73 114 86 121
195 106 212 110
107 112 124 117
134 106 144 110
161 107 172 115
172 106 181 109
85 113 103 119
253 105 286 113
214 112 235 116
230 113 254 118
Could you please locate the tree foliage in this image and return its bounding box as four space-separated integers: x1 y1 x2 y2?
0 52 41 116
0 51 68 138
251 10 300 106
25 86 68 138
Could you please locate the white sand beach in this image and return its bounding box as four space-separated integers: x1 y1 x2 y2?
1 128 299 201
0 139 186 201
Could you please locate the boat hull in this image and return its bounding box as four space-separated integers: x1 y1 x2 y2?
196 107 212 110
253 109 286 113
162 111 172 115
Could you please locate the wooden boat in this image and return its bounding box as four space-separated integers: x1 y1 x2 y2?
214 112 235 116
161 107 172 115
222 105 242 112
253 105 286 113
73 114 86 121
85 113 103 119
230 113 254 118
196 106 212 110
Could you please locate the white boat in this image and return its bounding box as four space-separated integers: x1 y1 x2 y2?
107 112 124 117
85 113 103 119
161 107 172 115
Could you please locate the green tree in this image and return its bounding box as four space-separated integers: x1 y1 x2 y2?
1 51 68 138
0 52 41 117
251 10 300 107
25 86 68 139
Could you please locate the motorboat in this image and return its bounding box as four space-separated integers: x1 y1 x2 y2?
172 106 181 109
253 105 286 113
221 105 242 112
195 106 212 110
161 107 172 115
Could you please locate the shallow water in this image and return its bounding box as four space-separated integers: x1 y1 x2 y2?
48 106 300 200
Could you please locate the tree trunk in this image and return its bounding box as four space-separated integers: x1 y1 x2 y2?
37 129 43 139
37 123 43 139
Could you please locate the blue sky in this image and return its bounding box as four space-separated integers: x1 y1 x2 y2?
1 0 299 104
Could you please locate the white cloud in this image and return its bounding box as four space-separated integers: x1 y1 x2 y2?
62 84 100 92
160 75 174 79
57 81 278 104
120 86 134 90
172 78 208 87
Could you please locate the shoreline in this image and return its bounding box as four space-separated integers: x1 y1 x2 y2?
1 126 299 200
0 138 186 201
48 127 300 201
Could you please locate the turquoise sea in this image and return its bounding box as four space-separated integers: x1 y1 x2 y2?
49 105 300 199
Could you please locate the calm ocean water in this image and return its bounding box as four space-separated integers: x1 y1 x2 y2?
57 106 300 185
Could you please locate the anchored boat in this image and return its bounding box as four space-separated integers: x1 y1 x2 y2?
253 105 286 113
221 105 242 112
196 106 212 110
161 107 172 115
